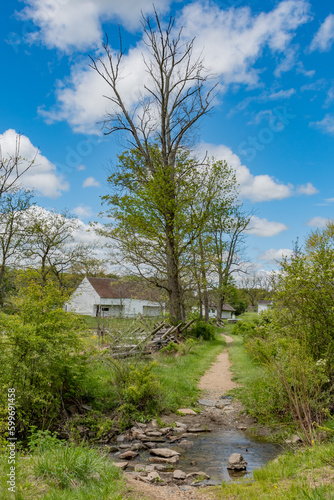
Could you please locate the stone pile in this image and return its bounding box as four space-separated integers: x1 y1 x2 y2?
108 416 212 486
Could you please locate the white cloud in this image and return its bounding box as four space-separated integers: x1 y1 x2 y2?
82 176 100 188
306 216 329 228
310 114 334 135
247 216 288 237
199 143 293 202
0 129 69 198
325 197 334 203
19 0 172 52
268 88 296 99
77 164 86 171
38 1 311 133
180 1 311 85
259 248 293 262
297 182 318 195
40 44 150 134
309 14 334 52
73 205 93 218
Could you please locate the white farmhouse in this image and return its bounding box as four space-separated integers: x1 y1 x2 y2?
65 277 164 318
257 299 273 314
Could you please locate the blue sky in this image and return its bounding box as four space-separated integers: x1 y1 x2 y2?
1 0 334 271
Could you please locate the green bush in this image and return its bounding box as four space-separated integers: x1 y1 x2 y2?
0 280 87 437
189 320 216 340
109 360 162 426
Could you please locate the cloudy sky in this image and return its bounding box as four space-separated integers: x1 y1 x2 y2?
1 0 334 270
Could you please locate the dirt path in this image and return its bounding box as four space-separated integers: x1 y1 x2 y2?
198 335 238 399
125 334 239 500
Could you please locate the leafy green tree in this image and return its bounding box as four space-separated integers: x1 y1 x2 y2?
24 208 94 289
0 190 33 302
98 147 236 321
90 11 217 322
243 222 334 442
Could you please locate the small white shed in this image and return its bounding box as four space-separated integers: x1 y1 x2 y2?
257 299 273 314
65 277 164 318
208 304 236 319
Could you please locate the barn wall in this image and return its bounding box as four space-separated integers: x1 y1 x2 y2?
65 278 100 316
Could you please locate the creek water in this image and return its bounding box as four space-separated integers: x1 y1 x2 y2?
175 429 282 484
133 428 283 485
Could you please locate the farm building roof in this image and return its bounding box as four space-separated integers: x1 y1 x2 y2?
86 277 162 302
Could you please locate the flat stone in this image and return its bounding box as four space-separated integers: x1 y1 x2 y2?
173 469 187 480
113 461 128 469
146 431 163 437
227 453 247 470
177 408 197 415
168 436 182 443
150 419 159 429
119 444 131 449
187 471 210 480
134 464 147 472
144 442 162 449
159 427 172 435
136 433 148 440
147 471 160 482
150 448 180 458
187 425 210 433
119 450 138 460
141 436 165 442
291 434 303 444
173 427 186 434
116 435 126 443
149 455 179 464
198 399 216 407
237 426 247 431
175 421 188 428
131 443 146 451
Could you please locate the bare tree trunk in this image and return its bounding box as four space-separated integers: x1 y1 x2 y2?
166 226 182 323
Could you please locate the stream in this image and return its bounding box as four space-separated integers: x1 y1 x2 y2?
120 427 283 485
174 429 282 484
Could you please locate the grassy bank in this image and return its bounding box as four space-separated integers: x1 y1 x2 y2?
154 335 226 410
210 441 334 500
208 319 334 500
0 440 131 500
80 333 226 418
228 334 286 429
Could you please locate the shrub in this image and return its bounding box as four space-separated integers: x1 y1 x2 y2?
0 280 87 437
189 320 216 340
108 360 162 426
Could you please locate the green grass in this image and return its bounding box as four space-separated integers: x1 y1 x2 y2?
208 441 334 499
238 311 259 322
227 335 280 424
206 316 334 500
0 444 132 500
154 334 226 410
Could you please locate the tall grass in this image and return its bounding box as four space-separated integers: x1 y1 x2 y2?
0 441 130 500
154 335 226 410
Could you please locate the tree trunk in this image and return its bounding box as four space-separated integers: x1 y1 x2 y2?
199 237 209 323
166 224 182 323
